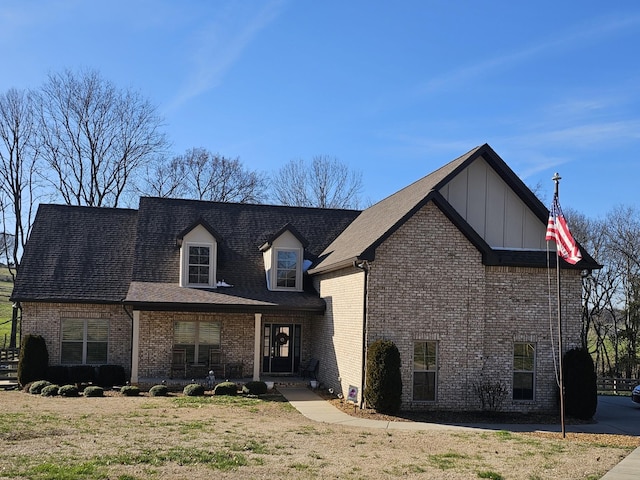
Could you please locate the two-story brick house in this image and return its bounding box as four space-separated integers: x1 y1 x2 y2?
11 144 598 412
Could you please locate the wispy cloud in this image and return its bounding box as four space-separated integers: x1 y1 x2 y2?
417 13 640 95
166 0 286 112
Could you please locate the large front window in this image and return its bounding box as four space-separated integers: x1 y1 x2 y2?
276 249 298 288
413 341 437 401
174 321 221 365
61 319 108 364
513 342 535 400
188 245 211 285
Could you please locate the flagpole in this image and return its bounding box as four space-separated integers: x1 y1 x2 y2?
552 172 566 438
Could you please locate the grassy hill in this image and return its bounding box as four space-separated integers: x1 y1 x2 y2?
0 266 15 348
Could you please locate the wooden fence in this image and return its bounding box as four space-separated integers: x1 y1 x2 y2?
0 348 19 388
596 377 638 394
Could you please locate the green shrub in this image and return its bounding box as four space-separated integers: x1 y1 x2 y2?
214 381 238 396
46 365 70 385
69 365 96 384
120 385 140 396
41 384 60 397
18 334 49 387
364 339 402 414
149 384 169 397
96 365 127 388
58 384 79 397
28 380 52 395
120 385 140 397
183 383 205 396
83 386 104 397
242 381 267 395
563 347 597 420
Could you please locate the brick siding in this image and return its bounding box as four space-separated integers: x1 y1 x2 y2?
20 302 132 375
312 268 365 400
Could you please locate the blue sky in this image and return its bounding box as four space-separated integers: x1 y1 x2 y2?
1 1 639 217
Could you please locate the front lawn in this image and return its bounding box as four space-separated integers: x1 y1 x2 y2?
0 389 637 479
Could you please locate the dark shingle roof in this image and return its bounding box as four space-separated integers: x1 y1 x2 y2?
131 197 360 288
311 145 483 272
125 282 326 312
11 204 138 302
122 197 360 311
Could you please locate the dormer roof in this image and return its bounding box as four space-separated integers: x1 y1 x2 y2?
259 223 309 252
176 217 222 246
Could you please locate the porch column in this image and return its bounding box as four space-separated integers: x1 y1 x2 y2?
131 310 140 383
253 313 262 381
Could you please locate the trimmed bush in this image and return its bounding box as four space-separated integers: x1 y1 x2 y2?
364 339 403 414
96 365 127 389
563 347 597 420
18 334 49 387
46 365 70 386
183 383 205 396
83 386 104 397
149 384 169 397
214 381 238 396
41 384 60 397
69 365 96 385
242 381 267 395
58 384 79 397
29 380 52 395
120 385 140 397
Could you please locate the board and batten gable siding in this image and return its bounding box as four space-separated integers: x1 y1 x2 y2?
439 156 549 250
313 267 365 401
20 302 132 375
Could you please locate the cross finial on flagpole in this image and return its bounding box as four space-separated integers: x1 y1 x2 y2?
552 173 561 195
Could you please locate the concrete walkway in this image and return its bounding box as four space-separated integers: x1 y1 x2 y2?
278 387 640 479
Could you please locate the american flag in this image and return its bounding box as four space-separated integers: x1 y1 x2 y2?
545 193 582 265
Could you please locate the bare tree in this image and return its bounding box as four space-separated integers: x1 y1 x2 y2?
138 156 188 199
571 205 640 378
35 69 168 207
604 206 640 378
0 88 40 347
139 148 268 203
272 155 363 209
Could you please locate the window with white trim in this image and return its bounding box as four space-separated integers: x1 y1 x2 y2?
180 240 216 288
513 342 535 400
276 249 299 289
188 244 212 285
61 318 108 364
413 341 437 401
174 321 221 365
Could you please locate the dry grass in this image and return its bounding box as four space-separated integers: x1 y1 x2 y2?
0 389 637 480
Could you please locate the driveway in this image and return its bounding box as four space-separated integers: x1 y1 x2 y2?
476 395 640 435
592 395 640 436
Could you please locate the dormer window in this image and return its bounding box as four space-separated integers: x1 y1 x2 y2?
178 220 220 288
276 249 300 289
260 224 308 292
187 244 213 285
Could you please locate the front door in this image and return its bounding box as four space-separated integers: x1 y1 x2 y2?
263 323 301 374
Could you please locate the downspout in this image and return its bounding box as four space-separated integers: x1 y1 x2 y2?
354 259 369 409
121 302 135 383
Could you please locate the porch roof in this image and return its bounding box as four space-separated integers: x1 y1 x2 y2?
124 281 326 313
